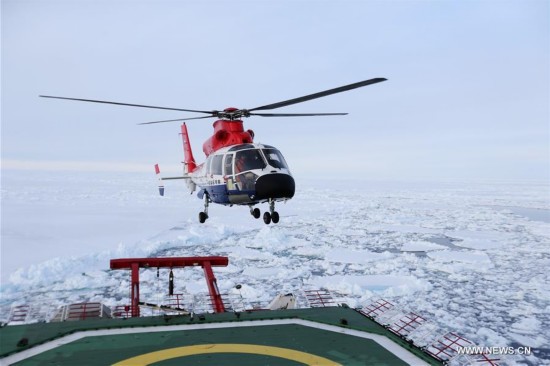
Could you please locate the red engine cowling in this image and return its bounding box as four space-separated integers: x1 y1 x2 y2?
202 120 254 156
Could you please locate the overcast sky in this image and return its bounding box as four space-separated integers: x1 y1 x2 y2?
2 0 549 181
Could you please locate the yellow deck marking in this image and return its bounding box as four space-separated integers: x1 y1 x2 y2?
113 343 342 365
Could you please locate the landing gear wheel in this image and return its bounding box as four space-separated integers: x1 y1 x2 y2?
252 208 261 219
199 193 210 223
263 212 272 225
266 199 279 224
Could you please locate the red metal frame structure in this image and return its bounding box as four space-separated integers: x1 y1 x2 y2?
303 289 335 307
389 312 427 337
360 299 395 318
110 256 229 317
426 332 474 361
9 305 30 322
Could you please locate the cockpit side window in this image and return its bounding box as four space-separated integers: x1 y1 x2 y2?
235 149 266 173
262 149 289 169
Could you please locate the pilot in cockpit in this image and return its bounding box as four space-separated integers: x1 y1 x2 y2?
235 151 259 190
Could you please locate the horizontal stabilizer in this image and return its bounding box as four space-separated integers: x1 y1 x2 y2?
154 163 192 196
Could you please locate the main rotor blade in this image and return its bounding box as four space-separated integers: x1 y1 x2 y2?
39 95 212 114
249 112 348 117
249 77 386 112
138 115 214 125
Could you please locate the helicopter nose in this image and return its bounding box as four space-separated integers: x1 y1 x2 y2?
255 174 295 200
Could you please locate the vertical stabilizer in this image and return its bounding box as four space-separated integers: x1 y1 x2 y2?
180 123 197 173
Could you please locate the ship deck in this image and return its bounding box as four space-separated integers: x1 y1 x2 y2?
1 307 442 365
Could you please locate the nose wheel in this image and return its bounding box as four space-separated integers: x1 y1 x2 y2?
262 199 280 225
250 207 261 219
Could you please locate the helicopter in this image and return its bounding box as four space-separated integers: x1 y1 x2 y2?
40 77 386 224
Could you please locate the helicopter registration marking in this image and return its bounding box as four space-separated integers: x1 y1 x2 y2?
207 179 222 185
112 343 341 365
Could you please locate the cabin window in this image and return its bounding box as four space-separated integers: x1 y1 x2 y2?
223 154 234 176
262 149 289 169
210 155 223 175
205 156 212 173
235 149 266 173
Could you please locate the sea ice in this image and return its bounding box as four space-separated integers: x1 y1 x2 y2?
1 172 549 365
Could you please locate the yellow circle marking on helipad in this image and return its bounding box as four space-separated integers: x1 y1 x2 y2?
112 343 342 365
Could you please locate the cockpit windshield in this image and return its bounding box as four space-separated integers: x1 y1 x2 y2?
262 149 289 169
235 149 266 173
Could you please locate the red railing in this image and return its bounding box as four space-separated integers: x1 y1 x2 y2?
9 305 30 322
303 289 335 307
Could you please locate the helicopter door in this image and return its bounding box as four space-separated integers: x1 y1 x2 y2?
223 154 236 190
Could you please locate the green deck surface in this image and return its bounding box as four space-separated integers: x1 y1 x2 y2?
0 307 442 365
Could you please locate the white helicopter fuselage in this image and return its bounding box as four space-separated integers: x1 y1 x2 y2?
189 143 295 206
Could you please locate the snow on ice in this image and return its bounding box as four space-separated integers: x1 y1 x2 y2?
1 171 549 364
